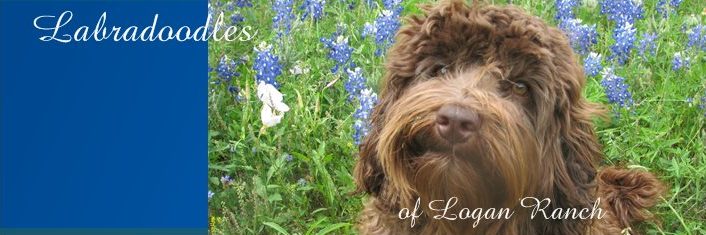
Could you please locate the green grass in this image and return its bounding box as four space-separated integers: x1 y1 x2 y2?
207 0 706 234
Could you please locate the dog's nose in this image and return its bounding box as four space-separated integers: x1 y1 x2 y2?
436 104 480 144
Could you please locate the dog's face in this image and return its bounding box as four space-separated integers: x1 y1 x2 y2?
355 0 604 223
381 67 543 209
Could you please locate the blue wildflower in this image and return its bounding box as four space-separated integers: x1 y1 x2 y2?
220 175 234 185
227 85 239 94
609 22 636 65
559 18 598 55
231 13 245 25
671 52 690 71
253 42 282 87
362 22 376 38
228 85 243 102
700 95 706 116
599 0 643 25
353 88 378 145
216 55 240 83
284 154 293 162
207 3 219 34
225 1 236 11
362 9 402 56
584 52 603 77
208 190 215 200
657 0 669 17
600 68 634 109
670 0 684 7
347 1 356 10
235 0 253 8
321 33 353 73
345 67 367 102
300 0 325 21
555 0 579 21
637 32 657 59
687 24 706 51
656 0 682 17
382 0 402 9
273 0 295 36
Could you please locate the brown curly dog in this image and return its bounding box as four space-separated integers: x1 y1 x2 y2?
354 1 665 234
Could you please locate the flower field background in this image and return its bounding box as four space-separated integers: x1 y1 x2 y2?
207 0 706 234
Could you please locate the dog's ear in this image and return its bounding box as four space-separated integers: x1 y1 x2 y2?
556 98 604 202
539 29 607 233
541 81 606 234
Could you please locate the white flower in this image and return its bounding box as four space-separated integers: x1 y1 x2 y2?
257 81 290 127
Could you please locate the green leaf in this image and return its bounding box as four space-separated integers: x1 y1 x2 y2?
311 208 328 215
268 193 283 202
208 165 230 172
262 222 290 235
209 177 220 185
305 218 327 235
316 223 351 235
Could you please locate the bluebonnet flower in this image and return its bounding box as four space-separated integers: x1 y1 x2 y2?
599 0 643 25
353 88 378 145
609 22 636 65
656 0 682 17
220 175 234 185
600 68 634 109
637 32 657 59
235 0 253 8
207 3 219 34
228 85 243 102
272 0 295 36
228 85 239 94
685 97 694 106
321 33 353 73
231 13 245 25
362 9 402 56
670 0 684 7
559 18 598 55
671 52 690 71
216 55 240 83
583 52 603 77
656 0 668 17
225 2 236 11
345 67 367 102
300 0 325 21
555 0 579 21
362 22 376 37
208 190 215 200
382 0 402 9
284 153 293 162
347 1 356 10
687 24 706 51
700 95 706 116
253 42 282 87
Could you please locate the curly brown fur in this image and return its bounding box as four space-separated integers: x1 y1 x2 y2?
354 1 665 234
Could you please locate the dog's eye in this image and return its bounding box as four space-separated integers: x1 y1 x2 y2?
511 81 528 96
440 66 448 75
